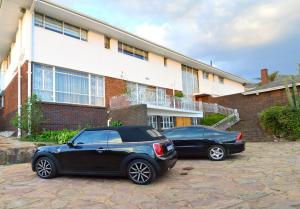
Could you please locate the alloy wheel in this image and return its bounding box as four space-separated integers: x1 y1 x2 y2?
128 162 151 184
210 147 225 160
36 159 53 178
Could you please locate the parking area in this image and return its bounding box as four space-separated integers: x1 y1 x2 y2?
0 142 300 209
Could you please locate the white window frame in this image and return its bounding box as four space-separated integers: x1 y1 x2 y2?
161 116 175 129
148 116 158 129
32 63 105 107
34 12 88 41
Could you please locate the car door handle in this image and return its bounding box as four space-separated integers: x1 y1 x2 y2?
96 147 104 153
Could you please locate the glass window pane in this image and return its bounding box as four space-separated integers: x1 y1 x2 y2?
91 75 104 106
55 68 89 105
108 131 122 144
34 13 44 27
123 44 134 56
64 23 80 39
74 130 109 145
32 64 53 102
45 16 63 33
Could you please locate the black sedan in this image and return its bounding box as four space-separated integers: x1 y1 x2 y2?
162 126 245 161
32 126 177 185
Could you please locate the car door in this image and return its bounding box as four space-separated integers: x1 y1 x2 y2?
165 127 205 156
105 130 130 173
57 130 110 173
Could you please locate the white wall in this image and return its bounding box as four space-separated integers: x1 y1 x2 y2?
0 11 32 90
198 71 244 96
33 28 183 91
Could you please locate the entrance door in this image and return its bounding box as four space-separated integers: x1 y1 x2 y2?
176 117 191 127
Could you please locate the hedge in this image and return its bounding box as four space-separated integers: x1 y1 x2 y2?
200 113 226 126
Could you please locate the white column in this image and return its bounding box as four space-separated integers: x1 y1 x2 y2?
17 64 21 138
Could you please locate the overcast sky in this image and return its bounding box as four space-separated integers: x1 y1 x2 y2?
53 0 300 81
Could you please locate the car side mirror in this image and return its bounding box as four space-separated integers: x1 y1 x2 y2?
67 141 74 147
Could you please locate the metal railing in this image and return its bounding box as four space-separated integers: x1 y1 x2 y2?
110 93 203 112
212 110 240 130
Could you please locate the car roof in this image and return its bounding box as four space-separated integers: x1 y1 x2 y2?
84 126 164 142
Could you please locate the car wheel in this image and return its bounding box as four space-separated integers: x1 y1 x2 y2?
127 159 156 185
208 145 226 161
35 157 57 179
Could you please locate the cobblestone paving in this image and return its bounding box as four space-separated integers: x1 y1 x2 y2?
0 142 300 209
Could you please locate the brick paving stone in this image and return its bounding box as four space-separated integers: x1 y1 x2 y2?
0 142 299 209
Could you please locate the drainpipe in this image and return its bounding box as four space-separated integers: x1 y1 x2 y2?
17 17 23 138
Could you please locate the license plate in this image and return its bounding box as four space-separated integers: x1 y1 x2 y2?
167 144 174 151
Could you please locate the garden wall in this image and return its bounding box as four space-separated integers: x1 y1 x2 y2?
198 86 300 141
109 104 148 126
40 102 108 130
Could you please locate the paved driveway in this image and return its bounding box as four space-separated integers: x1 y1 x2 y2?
0 142 300 209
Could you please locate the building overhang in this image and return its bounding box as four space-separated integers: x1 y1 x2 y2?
242 82 300 95
33 0 248 84
0 0 33 64
147 105 203 118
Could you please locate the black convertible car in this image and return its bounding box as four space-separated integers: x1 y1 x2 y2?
162 126 245 161
32 126 177 185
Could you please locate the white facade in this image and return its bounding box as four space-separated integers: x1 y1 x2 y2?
0 0 246 101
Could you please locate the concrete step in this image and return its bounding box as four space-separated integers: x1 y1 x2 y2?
0 137 36 165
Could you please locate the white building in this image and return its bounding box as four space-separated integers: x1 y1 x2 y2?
0 0 247 133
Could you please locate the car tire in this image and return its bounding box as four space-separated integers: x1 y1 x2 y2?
35 157 57 179
208 145 226 161
127 159 156 185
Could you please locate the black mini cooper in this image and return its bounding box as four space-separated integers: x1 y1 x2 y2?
32 126 177 184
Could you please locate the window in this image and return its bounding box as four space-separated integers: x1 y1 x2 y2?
64 23 80 39
0 96 4 108
33 63 104 106
146 129 163 138
156 87 167 105
108 131 122 144
164 57 167 67
32 64 53 102
45 16 63 33
74 130 109 145
192 117 201 126
34 13 44 27
118 42 148 61
219 76 224 84
203 72 209 79
161 116 175 129
34 13 88 41
148 116 158 129
164 127 203 139
104 36 111 49
55 68 89 105
182 65 199 97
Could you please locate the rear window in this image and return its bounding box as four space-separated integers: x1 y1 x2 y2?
117 126 165 142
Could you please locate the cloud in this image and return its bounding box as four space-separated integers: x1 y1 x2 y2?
53 0 300 80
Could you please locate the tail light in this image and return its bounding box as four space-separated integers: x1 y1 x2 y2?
153 143 164 157
236 132 243 141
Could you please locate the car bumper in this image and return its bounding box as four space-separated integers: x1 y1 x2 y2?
224 141 245 154
157 152 177 175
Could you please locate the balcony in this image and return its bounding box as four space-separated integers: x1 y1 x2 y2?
110 89 203 113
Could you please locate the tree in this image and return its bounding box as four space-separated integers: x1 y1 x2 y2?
11 94 44 136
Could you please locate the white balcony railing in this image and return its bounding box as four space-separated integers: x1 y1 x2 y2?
110 92 203 112
110 89 237 115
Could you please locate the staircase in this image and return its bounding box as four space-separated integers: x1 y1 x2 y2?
202 102 240 130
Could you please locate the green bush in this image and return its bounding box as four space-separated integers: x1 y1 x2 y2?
200 113 226 126
24 129 79 144
259 106 300 140
110 120 123 127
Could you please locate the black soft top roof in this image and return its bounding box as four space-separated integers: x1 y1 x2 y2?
84 126 165 142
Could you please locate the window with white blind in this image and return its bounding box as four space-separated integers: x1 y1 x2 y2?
148 116 158 129
118 42 148 61
33 63 104 106
182 65 199 97
34 13 88 41
161 116 175 129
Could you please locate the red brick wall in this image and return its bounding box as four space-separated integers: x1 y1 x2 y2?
197 87 300 141
0 61 28 131
40 102 107 130
105 76 126 107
